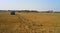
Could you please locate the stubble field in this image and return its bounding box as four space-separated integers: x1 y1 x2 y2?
0 12 60 33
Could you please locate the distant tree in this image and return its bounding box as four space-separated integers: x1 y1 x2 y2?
46 10 53 13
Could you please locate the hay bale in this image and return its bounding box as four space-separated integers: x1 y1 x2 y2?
11 11 15 15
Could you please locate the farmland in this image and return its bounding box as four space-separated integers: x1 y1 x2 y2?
0 12 60 33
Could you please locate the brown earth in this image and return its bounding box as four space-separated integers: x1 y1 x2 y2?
0 12 60 33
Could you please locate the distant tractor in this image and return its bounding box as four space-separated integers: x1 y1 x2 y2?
11 11 15 15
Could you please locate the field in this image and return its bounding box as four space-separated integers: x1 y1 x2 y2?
0 12 60 33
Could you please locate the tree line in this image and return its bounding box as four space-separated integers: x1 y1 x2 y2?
0 10 60 13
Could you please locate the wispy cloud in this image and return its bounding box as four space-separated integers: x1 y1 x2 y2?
0 0 60 11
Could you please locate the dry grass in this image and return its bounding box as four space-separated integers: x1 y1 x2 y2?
0 12 60 33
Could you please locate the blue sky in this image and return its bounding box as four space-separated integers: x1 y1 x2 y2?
0 0 60 11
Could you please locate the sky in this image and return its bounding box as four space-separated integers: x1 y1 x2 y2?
0 0 60 11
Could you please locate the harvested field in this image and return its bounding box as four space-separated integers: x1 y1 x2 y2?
0 12 60 33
